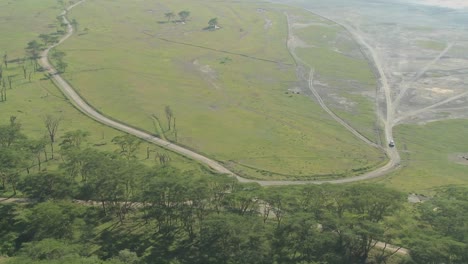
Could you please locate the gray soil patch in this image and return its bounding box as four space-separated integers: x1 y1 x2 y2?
449 153 468 165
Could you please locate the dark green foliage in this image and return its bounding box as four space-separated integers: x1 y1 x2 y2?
26 201 83 241
19 172 77 201
407 187 468 264
0 204 18 256
1 117 467 263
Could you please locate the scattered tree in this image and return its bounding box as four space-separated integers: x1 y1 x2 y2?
3 52 7 68
20 172 77 201
44 115 62 159
164 12 175 22
164 105 173 131
111 134 141 160
56 60 68 73
208 17 219 29
178 10 190 22
71 18 78 32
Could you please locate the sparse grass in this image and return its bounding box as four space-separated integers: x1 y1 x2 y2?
290 11 379 144
331 93 379 143
296 47 375 84
371 119 468 193
294 24 340 48
53 0 385 180
415 39 446 51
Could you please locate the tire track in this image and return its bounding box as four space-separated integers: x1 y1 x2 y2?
39 1 399 186
394 90 468 124
393 42 455 108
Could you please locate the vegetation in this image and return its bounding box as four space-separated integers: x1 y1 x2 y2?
373 119 468 192
0 1 467 263
289 10 378 142
0 0 204 173
178 10 190 23
207 18 219 30
1 119 467 263
57 0 384 180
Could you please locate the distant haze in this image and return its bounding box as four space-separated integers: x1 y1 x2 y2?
411 0 468 9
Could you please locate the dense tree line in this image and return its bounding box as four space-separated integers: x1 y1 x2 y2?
1 117 467 263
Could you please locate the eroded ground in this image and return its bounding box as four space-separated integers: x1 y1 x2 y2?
296 0 468 126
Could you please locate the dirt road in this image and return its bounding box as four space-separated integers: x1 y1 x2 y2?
39 1 401 186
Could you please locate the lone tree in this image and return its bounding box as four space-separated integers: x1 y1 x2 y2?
71 18 79 32
178 10 190 22
44 115 61 159
52 50 67 73
164 12 175 22
56 60 68 73
165 105 173 130
3 52 7 68
25 40 42 71
208 18 219 29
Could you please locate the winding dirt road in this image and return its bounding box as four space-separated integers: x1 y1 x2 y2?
39 1 401 186
340 24 401 170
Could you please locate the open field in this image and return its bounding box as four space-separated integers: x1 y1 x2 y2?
372 119 468 192
286 0 468 191
56 0 384 180
0 0 202 172
288 10 379 142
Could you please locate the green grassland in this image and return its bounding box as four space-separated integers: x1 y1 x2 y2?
0 0 58 59
56 0 384 180
0 0 201 172
372 119 468 193
289 9 379 143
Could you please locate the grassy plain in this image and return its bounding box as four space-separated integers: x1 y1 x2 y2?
58 0 384 180
289 9 379 142
371 119 468 193
0 0 201 172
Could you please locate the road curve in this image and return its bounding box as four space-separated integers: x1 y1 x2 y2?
40 1 237 173
39 1 398 186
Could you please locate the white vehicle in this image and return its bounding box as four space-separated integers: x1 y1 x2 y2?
389 140 395 147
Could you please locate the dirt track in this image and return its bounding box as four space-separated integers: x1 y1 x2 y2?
38 1 403 186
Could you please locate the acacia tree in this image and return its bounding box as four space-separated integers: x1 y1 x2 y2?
59 130 89 177
208 18 219 29
25 40 41 71
1 79 5 102
327 185 404 263
3 52 7 68
0 118 28 194
164 105 173 130
56 60 68 73
71 18 78 32
164 12 175 22
111 134 141 160
38 34 51 46
44 115 61 159
19 172 76 201
26 138 47 172
178 10 190 22
52 50 68 73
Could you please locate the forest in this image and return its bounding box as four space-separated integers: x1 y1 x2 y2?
0 117 467 264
